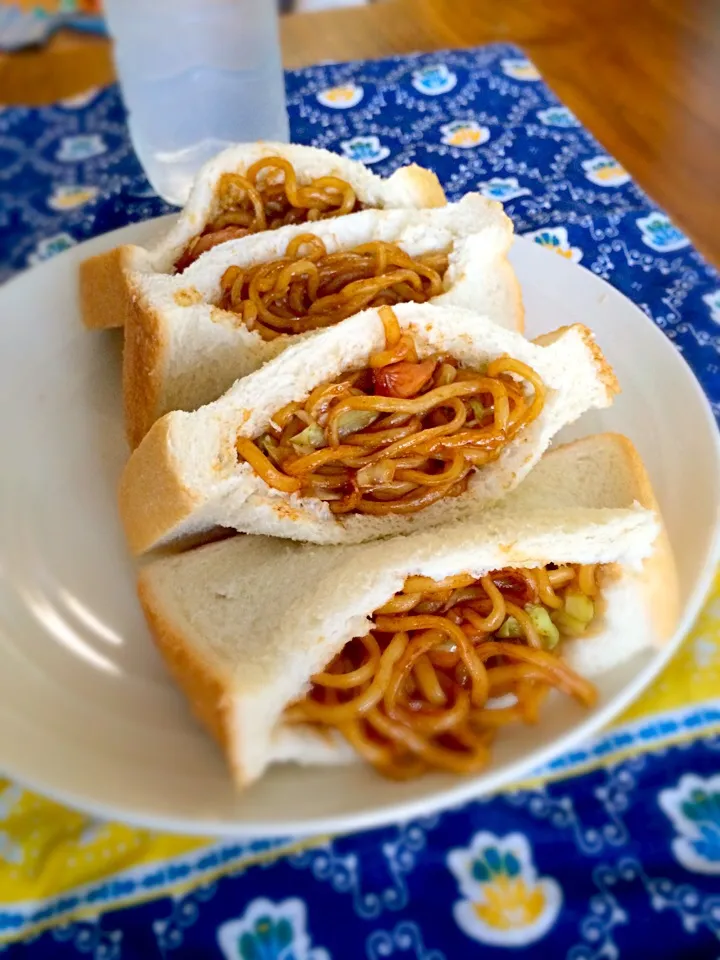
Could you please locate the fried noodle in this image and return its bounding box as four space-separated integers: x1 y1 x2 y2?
285 564 600 778
236 306 546 516
176 156 364 270
216 236 449 340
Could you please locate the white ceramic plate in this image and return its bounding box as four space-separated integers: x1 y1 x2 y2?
1 218 719 838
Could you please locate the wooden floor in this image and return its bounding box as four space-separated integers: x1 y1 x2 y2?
1 0 718 264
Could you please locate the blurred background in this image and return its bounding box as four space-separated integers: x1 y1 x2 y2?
0 0 372 42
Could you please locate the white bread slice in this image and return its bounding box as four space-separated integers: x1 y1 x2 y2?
122 192 521 448
119 303 618 555
137 433 676 789
521 433 679 676
80 142 445 331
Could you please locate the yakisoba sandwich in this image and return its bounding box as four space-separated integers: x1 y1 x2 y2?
137 434 678 788
80 142 445 331
119 302 617 554
122 192 521 447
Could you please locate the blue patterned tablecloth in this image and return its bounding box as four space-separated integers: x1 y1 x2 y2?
1 43 720 960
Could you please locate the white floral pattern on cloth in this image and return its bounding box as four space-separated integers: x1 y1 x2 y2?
636 212 690 253
366 921 444 960
500 58 541 81
522 226 583 262
582 155 631 187
701 289 720 325
288 816 441 920
569 854 720 955
216 898 330 960
152 883 219 953
447 832 562 946
411 64 457 95
55 135 106 163
659 774 720 875
478 176 531 202
339 135 390 164
536 106 579 127
51 919 123 960
27 233 76 265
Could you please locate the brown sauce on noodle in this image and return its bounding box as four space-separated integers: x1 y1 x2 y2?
236 306 546 516
175 156 364 271
285 564 600 778
217 236 449 341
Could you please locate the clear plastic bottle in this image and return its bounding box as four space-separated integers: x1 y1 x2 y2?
103 0 290 205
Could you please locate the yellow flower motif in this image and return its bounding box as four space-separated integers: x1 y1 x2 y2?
48 185 99 211
326 87 355 103
448 832 562 947
581 156 630 186
217 897 330 960
524 227 582 264
593 163 625 182
316 84 364 109
440 121 490 149
500 58 541 81
448 128 483 147
537 236 573 258
474 875 546 930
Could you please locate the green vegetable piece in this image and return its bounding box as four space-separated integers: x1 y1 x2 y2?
524 603 560 649
497 615 522 638
290 422 326 449
551 609 588 637
336 409 378 438
468 399 492 422
258 434 282 463
564 591 595 625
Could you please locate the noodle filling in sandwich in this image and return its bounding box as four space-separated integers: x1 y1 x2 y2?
285 563 600 778
216 236 449 341
236 306 545 516
136 434 677 790
176 156 365 270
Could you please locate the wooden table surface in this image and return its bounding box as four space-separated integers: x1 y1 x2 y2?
1 0 718 264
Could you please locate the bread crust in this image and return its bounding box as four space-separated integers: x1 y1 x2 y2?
123 286 168 450
79 246 135 330
600 433 678 644
496 255 525 335
534 324 619 403
137 572 248 784
119 415 202 555
138 560 357 785
398 163 446 208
